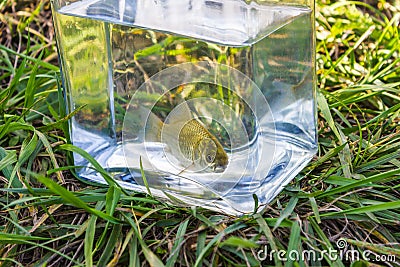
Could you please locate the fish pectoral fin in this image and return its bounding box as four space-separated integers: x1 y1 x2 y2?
177 162 194 176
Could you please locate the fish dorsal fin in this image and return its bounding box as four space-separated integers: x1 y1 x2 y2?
165 101 193 125
162 102 194 157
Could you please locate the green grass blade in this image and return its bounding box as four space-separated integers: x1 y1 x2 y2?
321 200 400 218
166 219 189 267
309 197 321 224
0 44 59 71
8 133 38 188
273 196 298 230
105 185 121 217
23 53 41 110
194 222 245 267
97 223 123 266
35 129 64 183
0 233 49 243
139 156 152 196
255 214 283 267
219 236 258 249
0 148 17 178
59 144 129 195
84 215 97 267
284 220 301 267
309 218 345 267
129 231 140 267
34 174 120 224
315 169 400 198
121 213 166 267
195 228 207 266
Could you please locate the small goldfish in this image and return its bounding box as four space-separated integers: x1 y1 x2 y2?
142 102 228 172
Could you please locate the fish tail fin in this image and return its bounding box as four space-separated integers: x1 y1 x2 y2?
139 106 163 142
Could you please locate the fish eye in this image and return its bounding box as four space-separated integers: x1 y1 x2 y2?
206 154 213 163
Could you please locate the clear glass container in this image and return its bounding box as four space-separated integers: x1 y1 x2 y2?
51 0 317 215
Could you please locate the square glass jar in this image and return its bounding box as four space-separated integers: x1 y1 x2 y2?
51 0 317 215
